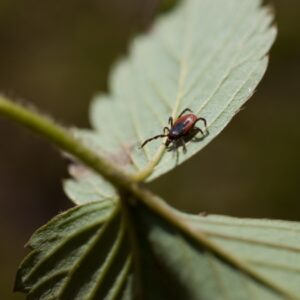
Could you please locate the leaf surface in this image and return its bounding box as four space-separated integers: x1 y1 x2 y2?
127 203 300 300
71 0 276 185
64 164 117 205
65 0 276 205
15 202 132 300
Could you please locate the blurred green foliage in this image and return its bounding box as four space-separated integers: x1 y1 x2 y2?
0 1 299 299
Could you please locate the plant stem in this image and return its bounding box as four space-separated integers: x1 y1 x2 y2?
0 95 134 189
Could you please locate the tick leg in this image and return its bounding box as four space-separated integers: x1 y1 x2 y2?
194 127 204 136
179 138 187 153
195 117 207 129
163 126 170 134
178 108 193 118
140 134 167 148
168 117 173 127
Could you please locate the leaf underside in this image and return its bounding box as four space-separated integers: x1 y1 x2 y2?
65 0 276 205
16 202 300 300
68 0 275 194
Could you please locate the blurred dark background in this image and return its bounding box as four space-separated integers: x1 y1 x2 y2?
0 0 299 299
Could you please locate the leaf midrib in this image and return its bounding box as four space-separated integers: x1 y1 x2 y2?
132 2 193 181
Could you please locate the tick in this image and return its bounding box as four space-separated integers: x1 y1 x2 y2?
140 108 207 152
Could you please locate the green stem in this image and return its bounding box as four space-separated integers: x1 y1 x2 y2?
0 95 134 189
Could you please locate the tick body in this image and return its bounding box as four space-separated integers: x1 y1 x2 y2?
169 114 198 139
140 108 207 151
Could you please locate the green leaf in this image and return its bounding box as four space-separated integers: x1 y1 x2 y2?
182 213 300 298
128 203 300 300
64 164 118 205
71 0 276 183
15 202 132 300
16 201 300 300
65 0 276 206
